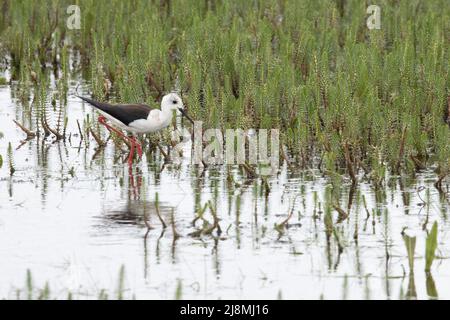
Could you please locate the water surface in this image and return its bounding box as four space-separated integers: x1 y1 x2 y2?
0 82 449 299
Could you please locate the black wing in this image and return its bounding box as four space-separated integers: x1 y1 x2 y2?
77 96 152 125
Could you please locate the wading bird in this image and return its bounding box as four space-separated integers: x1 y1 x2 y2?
77 92 194 165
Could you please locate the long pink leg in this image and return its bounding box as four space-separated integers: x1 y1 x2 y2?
127 139 135 165
129 136 143 158
98 116 139 164
98 116 127 140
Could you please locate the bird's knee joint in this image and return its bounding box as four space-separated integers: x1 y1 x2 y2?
98 116 107 123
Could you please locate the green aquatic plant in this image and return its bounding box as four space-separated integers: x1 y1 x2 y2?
7 268 137 300
175 279 183 300
426 273 438 300
7 142 15 175
154 192 167 229
0 131 3 168
117 265 125 300
26 269 33 300
37 282 50 300
0 0 448 183
324 187 334 241
402 232 416 273
425 222 438 273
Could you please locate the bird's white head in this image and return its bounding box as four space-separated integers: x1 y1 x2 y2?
161 92 184 113
160 92 194 124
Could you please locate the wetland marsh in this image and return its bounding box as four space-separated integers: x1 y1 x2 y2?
0 0 449 299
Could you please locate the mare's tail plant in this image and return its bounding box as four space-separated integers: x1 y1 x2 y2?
7 142 15 175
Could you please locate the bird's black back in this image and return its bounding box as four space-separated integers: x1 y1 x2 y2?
77 96 152 125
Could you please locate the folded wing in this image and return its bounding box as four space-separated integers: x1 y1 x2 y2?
77 96 152 126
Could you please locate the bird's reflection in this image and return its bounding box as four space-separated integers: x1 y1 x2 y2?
128 166 143 200
101 199 174 227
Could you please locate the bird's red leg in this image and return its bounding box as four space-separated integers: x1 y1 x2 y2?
127 139 135 166
98 116 127 139
98 116 119 137
135 138 143 158
98 116 138 164
128 136 142 159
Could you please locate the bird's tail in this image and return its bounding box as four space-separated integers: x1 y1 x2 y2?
76 95 112 113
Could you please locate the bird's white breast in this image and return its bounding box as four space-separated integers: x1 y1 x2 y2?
128 110 171 133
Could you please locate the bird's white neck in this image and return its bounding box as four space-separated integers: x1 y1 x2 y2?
159 107 174 124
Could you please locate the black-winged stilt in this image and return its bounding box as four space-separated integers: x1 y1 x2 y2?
77 92 194 165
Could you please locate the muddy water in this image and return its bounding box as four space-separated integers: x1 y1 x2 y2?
0 82 449 299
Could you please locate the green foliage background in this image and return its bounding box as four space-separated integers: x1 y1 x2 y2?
0 0 449 177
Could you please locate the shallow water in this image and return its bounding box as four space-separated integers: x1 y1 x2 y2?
0 82 449 300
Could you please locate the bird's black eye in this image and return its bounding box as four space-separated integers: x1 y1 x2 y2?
172 100 178 104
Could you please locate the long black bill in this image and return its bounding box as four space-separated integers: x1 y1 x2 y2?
178 108 195 125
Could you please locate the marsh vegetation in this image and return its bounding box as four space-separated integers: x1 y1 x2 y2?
0 0 449 299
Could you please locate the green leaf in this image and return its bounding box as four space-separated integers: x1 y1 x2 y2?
425 222 438 272
0 154 3 168
426 273 438 299
175 279 182 300
406 273 417 300
403 233 416 272
117 265 125 300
